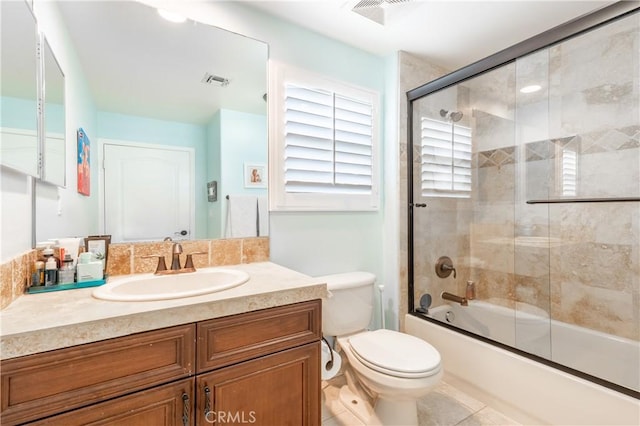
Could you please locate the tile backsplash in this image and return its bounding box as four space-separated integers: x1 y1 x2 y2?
0 237 270 309
0 250 37 309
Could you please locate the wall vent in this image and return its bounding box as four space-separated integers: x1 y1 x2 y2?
351 0 412 25
201 73 229 87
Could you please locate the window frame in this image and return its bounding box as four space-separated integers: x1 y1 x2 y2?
269 61 380 212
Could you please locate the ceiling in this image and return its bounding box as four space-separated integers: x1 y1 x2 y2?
56 1 267 124
52 0 618 125
240 0 615 70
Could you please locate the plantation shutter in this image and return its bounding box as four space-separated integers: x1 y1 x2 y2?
284 84 373 195
560 148 577 196
421 117 472 198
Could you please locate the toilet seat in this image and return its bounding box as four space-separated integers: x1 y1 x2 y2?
348 329 441 379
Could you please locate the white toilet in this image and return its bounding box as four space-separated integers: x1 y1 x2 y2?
320 272 442 426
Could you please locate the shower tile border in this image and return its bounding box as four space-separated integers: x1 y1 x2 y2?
473 125 640 168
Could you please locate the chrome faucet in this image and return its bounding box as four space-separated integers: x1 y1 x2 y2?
170 242 183 271
441 291 468 306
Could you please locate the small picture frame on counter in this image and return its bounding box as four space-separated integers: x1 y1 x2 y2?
84 235 111 273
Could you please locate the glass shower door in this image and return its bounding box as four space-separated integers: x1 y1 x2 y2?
410 63 522 348
410 9 639 394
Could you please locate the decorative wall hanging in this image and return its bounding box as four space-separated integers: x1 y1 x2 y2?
77 128 90 195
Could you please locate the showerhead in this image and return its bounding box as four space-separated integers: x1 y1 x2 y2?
440 109 463 122
450 111 463 122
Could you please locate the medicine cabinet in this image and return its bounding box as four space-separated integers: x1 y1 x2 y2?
0 0 40 177
41 37 66 187
0 0 66 187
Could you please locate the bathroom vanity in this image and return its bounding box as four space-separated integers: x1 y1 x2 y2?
0 262 326 425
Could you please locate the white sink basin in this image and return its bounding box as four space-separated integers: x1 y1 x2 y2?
92 267 250 301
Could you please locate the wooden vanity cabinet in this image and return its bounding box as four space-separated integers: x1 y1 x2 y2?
196 300 321 425
1 299 321 425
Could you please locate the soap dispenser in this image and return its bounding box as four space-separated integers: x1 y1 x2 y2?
41 246 60 269
44 255 58 286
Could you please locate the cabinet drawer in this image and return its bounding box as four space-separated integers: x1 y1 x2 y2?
1 324 195 425
197 299 321 372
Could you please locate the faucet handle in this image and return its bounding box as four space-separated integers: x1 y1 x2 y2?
435 256 457 279
183 251 207 271
141 254 168 274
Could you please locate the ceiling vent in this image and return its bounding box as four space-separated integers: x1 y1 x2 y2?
351 0 412 25
201 73 229 87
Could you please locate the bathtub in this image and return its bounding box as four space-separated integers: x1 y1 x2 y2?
429 299 640 393
405 304 640 425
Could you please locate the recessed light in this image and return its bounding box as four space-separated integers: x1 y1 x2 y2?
157 8 187 23
520 84 542 94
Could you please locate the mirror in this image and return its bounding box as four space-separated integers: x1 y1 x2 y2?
42 37 66 186
36 1 268 243
0 0 39 177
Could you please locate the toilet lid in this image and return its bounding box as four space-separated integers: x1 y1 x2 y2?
348 329 441 379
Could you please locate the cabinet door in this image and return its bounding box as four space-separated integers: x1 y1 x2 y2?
196 342 320 426
29 378 194 426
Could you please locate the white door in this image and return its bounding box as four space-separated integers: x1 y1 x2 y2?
103 142 194 243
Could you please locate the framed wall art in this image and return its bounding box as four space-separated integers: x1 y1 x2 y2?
244 163 266 188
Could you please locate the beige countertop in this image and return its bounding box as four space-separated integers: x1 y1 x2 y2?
0 262 327 360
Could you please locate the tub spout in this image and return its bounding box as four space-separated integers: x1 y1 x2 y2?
441 291 468 306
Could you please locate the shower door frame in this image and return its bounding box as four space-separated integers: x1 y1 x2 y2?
406 1 640 399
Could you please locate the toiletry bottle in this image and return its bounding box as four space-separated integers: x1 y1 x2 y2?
45 256 58 286
41 246 60 269
33 260 45 287
466 280 476 300
58 254 75 285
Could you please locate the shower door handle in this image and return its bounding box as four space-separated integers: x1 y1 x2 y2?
411 203 427 208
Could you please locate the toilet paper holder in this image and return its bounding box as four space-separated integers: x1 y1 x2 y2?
321 337 334 369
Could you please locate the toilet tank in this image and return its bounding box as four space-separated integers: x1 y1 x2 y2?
318 271 376 337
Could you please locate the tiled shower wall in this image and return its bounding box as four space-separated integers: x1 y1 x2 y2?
0 237 269 309
470 128 640 341
397 52 450 330
404 11 639 342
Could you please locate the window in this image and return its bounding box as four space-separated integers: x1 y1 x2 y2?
560 148 577 196
420 117 472 198
270 62 379 211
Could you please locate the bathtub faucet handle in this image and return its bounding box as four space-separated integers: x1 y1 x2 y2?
443 264 457 279
435 256 457 279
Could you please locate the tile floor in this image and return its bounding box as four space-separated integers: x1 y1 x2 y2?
322 374 521 426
